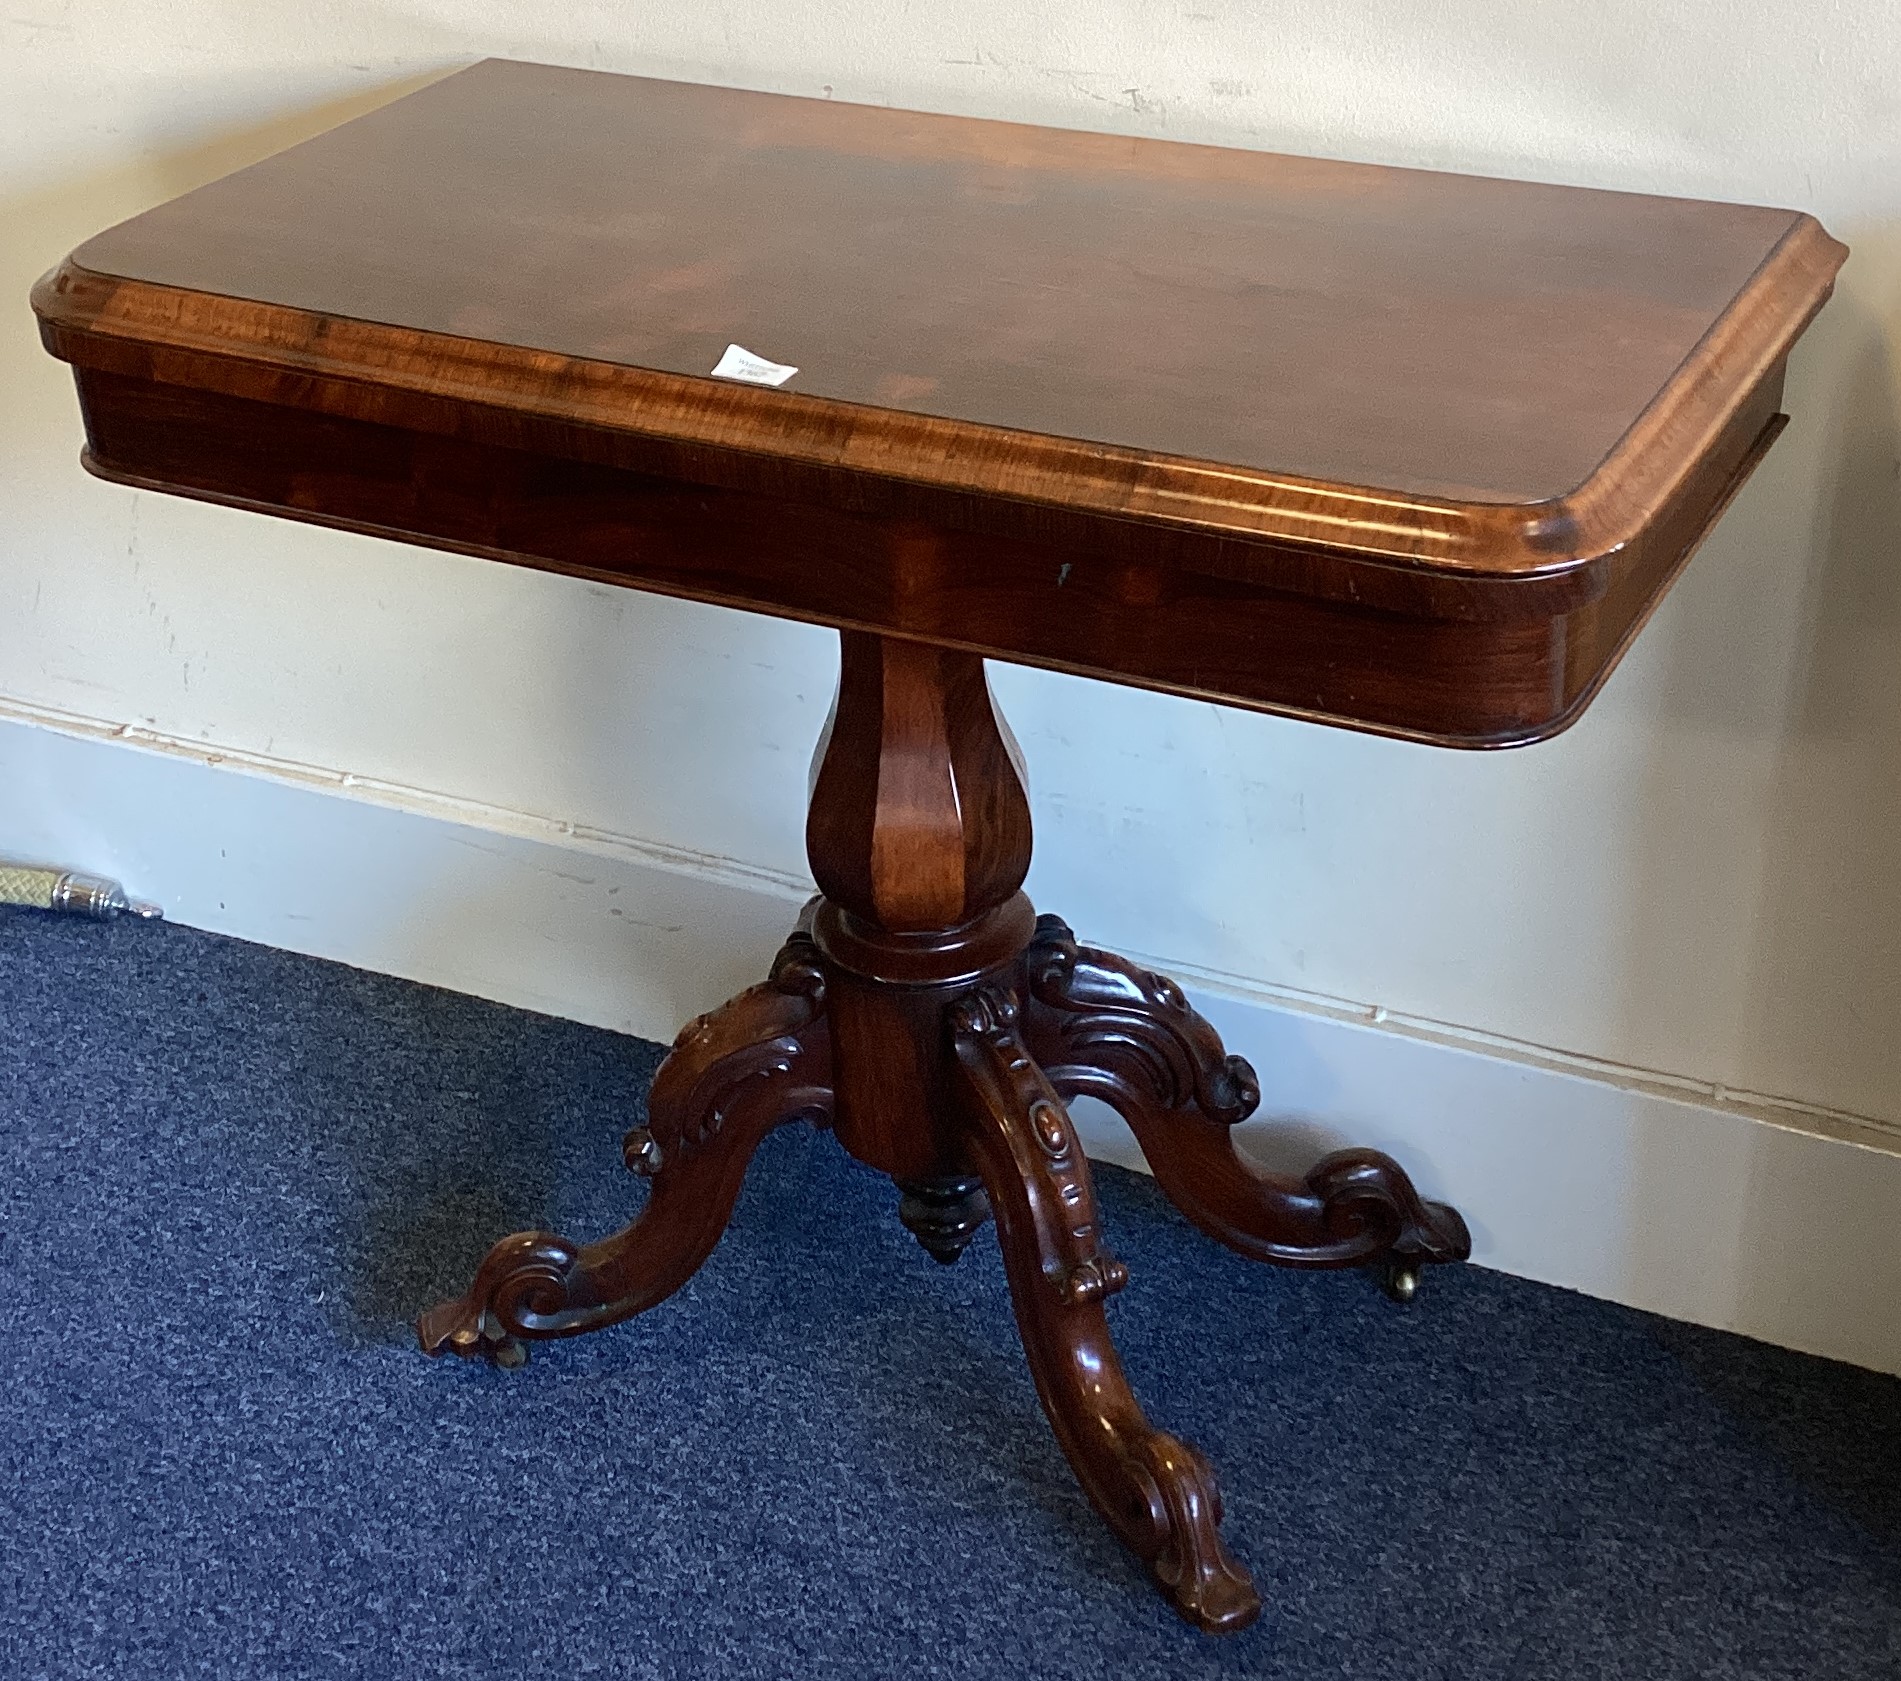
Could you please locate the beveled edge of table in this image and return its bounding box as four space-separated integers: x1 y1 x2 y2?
33 207 1843 582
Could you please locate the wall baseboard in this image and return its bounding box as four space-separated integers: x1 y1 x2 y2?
6 704 1899 1377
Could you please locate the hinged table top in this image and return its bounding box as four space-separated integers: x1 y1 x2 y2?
36 57 1844 577
33 58 1847 745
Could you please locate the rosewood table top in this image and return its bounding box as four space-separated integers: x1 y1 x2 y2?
34 57 1845 746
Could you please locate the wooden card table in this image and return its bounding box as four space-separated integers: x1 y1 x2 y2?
34 59 1844 1632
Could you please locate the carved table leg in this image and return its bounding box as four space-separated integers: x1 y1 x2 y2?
415 629 1466 1632
1022 915 1470 1283
949 986 1261 1634
417 929 834 1364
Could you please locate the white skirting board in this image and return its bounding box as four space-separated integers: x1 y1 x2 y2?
5 704 1899 1377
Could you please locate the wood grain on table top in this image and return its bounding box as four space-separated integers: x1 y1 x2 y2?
38 57 1843 577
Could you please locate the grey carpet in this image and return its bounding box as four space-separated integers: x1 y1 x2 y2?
1 914 1897 1680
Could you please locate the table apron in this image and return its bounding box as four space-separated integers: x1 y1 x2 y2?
65 358 1786 748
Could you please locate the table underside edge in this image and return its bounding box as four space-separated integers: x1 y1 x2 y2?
31 213 1843 582
57 354 1789 748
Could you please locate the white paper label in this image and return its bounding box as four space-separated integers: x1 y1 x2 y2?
710 343 799 387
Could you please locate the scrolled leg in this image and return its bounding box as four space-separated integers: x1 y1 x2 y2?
417 928 834 1362
949 986 1260 1634
1022 915 1469 1273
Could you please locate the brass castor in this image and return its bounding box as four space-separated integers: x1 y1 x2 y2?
1377 1259 1421 1304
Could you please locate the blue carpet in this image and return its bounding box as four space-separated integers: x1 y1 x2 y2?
1 915 1898 1679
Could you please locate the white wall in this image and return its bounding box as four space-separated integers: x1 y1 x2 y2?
4 13 1900 1146
15 710 1901 1375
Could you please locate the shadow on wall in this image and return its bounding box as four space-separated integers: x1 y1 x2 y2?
14 72 1901 1369
1740 226 1901 1119
0 70 455 461
2 69 830 994
1731 223 1901 1355
1612 227 1901 1126
1618 219 1901 1348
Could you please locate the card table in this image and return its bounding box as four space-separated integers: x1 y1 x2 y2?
34 59 1845 1632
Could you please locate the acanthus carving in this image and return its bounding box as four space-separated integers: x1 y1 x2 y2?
1024 913 1260 1126
948 984 1259 1633
948 987 1129 1307
408 608 1478 1634
417 923 834 1366
1303 1148 1471 1267
1021 914 1469 1272
622 923 830 1175
1128 1433 1244 1623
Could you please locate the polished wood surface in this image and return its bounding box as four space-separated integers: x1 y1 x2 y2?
45 57 1821 512
948 984 1258 1633
1023 915 1467 1275
418 633 1469 1633
31 58 1841 1633
33 59 1844 743
49 357 1791 743
416 921 833 1366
